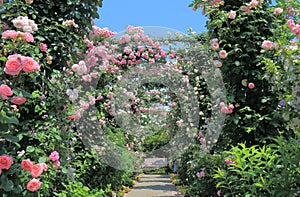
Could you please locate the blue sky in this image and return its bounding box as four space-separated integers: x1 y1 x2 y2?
95 0 207 34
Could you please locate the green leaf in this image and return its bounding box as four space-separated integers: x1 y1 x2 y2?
3 134 19 143
38 157 47 163
13 185 22 194
6 116 19 125
2 179 14 192
26 146 35 153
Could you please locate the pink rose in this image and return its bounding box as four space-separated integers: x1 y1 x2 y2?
211 42 219 50
21 159 33 171
0 84 13 100
2 30 18 39
27 179 42 192
11 96 27 105
261 40 273 50
49 151 59 161
219 50 228 59
228 10 236 19
30 164 44 178
41 163 48 172
20 32 34 42
248 83 255 89
22 57 40 72
214 60 222 67
54 160 60 170
274 7 283 15
0 154 13 170
4 57 22 75
40 43 48 52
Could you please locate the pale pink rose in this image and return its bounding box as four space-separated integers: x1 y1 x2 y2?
217 190 221 196
0 154 13 170
79 100 89 110
0 84 13 100
219 102 225 107
40 43 47 52
261 40 273 50
214 60 222 67
30 164 44 178
11 96 26 105
68 110 81 120
4 57 22 75
274 7 283 15
199 138 205 144
228 10 236 19
76 61 87 75
196 171 205 178
27 179 42 192
2 30 18 39
176 120 183 126
248 83 255 89
211 42 219 50
82 75 92 82
21 159 34 171
88 95 96 105
22 57 40 72
49 151 59 161
219 50 228 59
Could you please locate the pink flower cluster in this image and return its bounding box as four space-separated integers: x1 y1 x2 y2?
220 102 234 114
89 26 117 38
12 16 38 33
4 54 40 76
2 30 34 42
210 38 228 66
21 159 47 178
287 19 300 39
196 170 205 178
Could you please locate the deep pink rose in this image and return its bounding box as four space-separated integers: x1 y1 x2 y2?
49 151 59 161
21 159 34 171
30 163 44 178
27 179 42 192
11 96 26 105
0 154 13 170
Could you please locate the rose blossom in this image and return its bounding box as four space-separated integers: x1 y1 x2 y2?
30 163 44 178
0 154 13 170
22 57 40 72
49 151 59 161
274 7 283 15
0 84 13 100
219 50 228 59
27 179 42 192
228 10 236 19
54 160 60 170
248 83 255 89
40 43 48 52
4 57 22 75
11 96 27 105
211 42 219 50
214 60 222 67
21 159 34 171
261 40 273 50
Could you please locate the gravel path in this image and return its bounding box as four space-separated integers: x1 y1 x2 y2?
125 174 181 197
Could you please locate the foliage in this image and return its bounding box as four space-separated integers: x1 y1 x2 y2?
214 135 300 196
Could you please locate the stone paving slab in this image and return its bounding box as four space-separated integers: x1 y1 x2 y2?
125 174 182 197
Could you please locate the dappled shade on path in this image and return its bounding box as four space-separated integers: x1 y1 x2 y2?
125 174 182 197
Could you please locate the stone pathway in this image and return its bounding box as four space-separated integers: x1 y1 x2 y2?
125 174 182 197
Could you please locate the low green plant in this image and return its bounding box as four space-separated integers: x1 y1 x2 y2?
214 135 300 196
